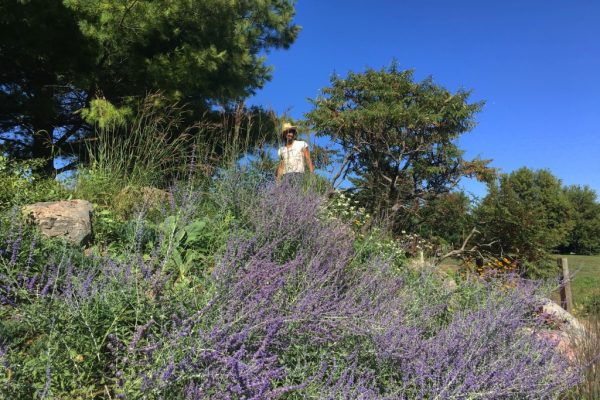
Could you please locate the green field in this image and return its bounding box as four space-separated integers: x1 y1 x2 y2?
440 254 600 317
559 254 600 316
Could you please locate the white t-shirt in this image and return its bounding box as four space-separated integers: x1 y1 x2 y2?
278 140 308 174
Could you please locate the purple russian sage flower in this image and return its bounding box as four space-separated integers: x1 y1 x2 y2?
26 274 38 292
2 207 19 254
128 319 155 352
61 264 74 299
9 224 23 266
25 235 37 271
0 289 16 306
107 334 126 355
161 361 176 384
366 279 580 399
40 275 54 297
126 182 580 399
124 261 132 282
79 269 95 298
168 183 178 212
0 343 8 368
115 370 125 389
184 382 202 400
188 143 197 179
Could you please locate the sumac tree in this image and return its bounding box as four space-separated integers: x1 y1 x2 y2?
305 63 492 234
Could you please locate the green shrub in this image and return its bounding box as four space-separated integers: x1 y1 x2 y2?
156 212 233 291
583 294 600 316
0 157 67 210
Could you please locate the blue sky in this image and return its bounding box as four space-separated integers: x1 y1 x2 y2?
249 0 600 198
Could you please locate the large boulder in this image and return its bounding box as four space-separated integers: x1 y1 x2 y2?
22 200 93 246
114 186 169 219
536 298 588 364
540 298 586 338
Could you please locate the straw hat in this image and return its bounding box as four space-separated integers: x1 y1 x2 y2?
281 122 298 133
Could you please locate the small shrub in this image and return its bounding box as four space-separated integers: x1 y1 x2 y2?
583 294 600 316
0 157 67 210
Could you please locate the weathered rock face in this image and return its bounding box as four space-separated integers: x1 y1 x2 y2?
22 200 93 246
540 298 586 338
537 298 587 364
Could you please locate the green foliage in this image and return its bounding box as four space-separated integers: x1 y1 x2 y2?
322 190 371 230
0 156 67 210
91 208 131 254
560 185 600 255
476 168 574 276
1 274 160 398
157 212 233 290
583 294 600 315
81 98 133 129
74 169 125 208
305 62 493 234
322 190 408 268
554 254 600 316
419 190 474 247
353 228 408 270
1 0 299 175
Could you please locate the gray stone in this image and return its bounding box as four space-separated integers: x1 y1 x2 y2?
540 298 586 338
22 200 93 246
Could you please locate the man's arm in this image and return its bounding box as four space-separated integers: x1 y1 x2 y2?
303 147 314 173
275 160 284 180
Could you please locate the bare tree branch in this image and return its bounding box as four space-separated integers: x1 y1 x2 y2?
331 150 354 188
437 226 479 262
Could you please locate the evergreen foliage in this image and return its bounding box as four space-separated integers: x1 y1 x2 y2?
0 0 299 175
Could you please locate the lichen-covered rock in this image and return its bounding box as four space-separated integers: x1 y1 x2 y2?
540 298 587 338
22 200 93 246
114 186 169 219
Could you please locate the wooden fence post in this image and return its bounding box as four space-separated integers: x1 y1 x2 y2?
557 257 573 313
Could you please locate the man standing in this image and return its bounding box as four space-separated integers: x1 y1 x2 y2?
276 122 314 181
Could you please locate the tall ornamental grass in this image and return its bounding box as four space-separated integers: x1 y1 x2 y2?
83 94 194 190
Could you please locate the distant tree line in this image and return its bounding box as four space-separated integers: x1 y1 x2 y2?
451 169 599 274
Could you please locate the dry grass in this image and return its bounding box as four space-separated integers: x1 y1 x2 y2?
566 314 600 399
